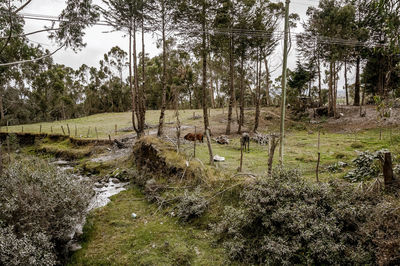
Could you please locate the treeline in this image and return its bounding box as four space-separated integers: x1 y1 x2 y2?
0 0 399 132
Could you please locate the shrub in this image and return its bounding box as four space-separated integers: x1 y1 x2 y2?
212 168 386 265
0 226 56 266
175 188 208 222
327 161 348 173
0 157 93 264
344 150 381 182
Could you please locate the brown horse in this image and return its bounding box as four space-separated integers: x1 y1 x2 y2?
184 133 204 143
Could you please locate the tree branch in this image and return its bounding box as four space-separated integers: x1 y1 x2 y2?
14 0 32 14
0 43 65 67
0 27 60 40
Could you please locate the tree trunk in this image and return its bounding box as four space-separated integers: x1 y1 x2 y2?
344 59 349 105
226 32 234 135
354 56 360 106
189 90 192 109
263 53 270 106
254 49 261 133
201 2 209 132
333 61 337 116
133 20 140 136
174 86 181 153
317 54 322 106
328 61 334 116
157 0 167 137
129 24 137 132
383 152 396 190
238 56 244 134
0 89 4 123
140 16 146 136
209 56 215 109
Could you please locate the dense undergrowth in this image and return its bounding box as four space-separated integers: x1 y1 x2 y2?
4 134 399 265
0 157 93 265
128 137 400 265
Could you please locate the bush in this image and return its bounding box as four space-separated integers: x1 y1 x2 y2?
0 157 93 265
0 226 56 266
212 168 389 265
344 150 381 182
175 188 208 222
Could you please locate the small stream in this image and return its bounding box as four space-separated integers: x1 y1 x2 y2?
51 160 130 252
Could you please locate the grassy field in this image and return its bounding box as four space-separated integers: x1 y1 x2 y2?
183 127 399 181
7 107 400 181
69 187 227 265
3 109 221 139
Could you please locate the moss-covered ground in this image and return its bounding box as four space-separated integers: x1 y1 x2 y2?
69 188 228 266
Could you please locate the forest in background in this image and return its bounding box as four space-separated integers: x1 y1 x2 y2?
0 0 399 133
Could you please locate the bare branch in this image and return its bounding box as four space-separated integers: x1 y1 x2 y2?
14 0 32 13
0 43 65 67
0 27 60 40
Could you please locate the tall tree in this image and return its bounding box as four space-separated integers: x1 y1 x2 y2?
101 0 147 137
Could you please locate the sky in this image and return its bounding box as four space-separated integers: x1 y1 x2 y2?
22 0 349 91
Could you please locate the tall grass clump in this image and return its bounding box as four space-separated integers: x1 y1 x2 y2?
0 157 93 265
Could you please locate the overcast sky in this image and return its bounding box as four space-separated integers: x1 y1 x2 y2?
23 0 351 91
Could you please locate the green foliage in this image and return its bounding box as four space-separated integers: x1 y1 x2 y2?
212 168 400 265
344 150 381 182
327 161 348 173
374 95 392 119
0 226 56 266
0 156 93 264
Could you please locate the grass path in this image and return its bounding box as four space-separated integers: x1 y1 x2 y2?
70 187 227 265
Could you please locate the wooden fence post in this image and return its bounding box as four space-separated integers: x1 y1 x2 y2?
268 134 279 176
206 128 214 166
51 126 53 133
316 130 321 183
21 126 23 133
239 141 244 172
115 124 117 135
6 136 10 163
383 152 396 191
61 126 65 135
67 124 70 136
39 125 42 134
194 126 197 158
75 125 77 137
87 127 90 138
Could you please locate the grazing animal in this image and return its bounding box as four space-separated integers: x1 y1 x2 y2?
241 133 250 152
184 133 204 143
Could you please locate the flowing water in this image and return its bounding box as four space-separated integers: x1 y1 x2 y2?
51 160 130 252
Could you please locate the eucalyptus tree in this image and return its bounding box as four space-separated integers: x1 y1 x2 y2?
176 0 217 132
363 0 400 97
212 0 236 134
147 0 177 137
101 0 148 137
304 0 355 116
251 0 285 132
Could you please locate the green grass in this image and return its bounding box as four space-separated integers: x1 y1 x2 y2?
69 187 227 265
2 109 223 139
12 107 398 181
185 127 400 181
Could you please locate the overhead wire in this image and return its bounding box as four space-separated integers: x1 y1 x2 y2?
18 12 392 49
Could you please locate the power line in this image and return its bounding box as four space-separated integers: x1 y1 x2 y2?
13 12 396 50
